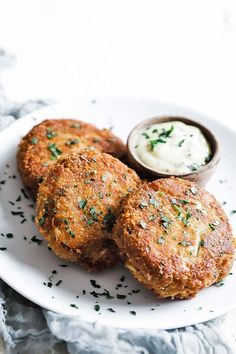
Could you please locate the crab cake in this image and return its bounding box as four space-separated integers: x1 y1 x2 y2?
17 119 126 200
35 150 140 271
113 177 235 299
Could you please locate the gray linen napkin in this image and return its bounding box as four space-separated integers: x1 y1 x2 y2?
0 49 236 354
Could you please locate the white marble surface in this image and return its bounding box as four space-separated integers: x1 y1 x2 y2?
0 0 236 346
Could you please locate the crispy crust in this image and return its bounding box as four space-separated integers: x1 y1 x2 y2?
17 119 127 200
35 150 140 271
113 177 235 299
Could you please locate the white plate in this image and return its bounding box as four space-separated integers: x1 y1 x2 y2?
0 97 235 330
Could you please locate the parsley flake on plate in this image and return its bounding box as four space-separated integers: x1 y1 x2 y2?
79 199 87 209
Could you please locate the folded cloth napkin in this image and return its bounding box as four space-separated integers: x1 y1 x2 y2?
0 49 236 354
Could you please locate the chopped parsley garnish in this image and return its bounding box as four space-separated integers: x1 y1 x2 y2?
199 240 205 247
66 138 80 145
157 236 165 245
55 280 62 286
116 294 126 299
149 196 159 208
79 199 87 209
171 198 189 205
231 210 236 214
149 214 157 221
6 233 13 238
215 281 224 287
107 308 116 313
90 279 101 289
209 223 215 231
187 164 199 172
68 230 75 238
190 187 198 195
31 137 38 144
103 211 115 228
70 304 79 309
21 188 29 199
90 290 114 299
178 240 191 247
180 199 189 205
101 174 107 182
120 275 125 282
101 289 114 299
11 211 24 217
142 132 150 139
31 235 43 245
205 155 211 163
149 138 166 151
159 125 174 138
0 247 7 251
173 204 181 217
178 139 185 147
94 304 100 312
182 212 191 227
46 131 57 139
139 201 148 209
38 216 45 225
87 219 94 226
139 220 147 229
89 207 98 220
48 143 62 159
160 214 171 229
129 311 136 316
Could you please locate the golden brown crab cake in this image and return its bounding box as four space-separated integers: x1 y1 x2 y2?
113 177 235 299
35 150 140 271
17 119 127 200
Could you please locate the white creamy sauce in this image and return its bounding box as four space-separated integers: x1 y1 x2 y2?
135 121 211 174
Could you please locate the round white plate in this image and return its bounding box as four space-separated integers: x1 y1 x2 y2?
0 97 235 330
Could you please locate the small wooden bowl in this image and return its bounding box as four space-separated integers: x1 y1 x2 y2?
127 116 220 186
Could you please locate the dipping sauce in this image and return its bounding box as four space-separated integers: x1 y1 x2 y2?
134 121 211 174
